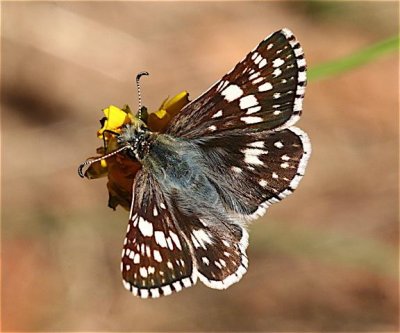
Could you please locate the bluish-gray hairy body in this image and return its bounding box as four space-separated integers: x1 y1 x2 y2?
143 134 223 216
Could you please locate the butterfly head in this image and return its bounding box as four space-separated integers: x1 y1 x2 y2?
117 121 153 161
78 120 151 178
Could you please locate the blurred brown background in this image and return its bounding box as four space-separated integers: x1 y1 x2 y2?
1 1 398 332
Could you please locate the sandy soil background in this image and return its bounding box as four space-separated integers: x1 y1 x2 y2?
1 2 399 331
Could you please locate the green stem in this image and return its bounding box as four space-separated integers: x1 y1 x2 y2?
308 35 399 81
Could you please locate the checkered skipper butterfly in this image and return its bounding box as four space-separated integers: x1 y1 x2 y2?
79 28 311 298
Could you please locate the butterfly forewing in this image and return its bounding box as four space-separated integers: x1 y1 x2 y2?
166 29 306 138
121 170 252 297
121 170 196 298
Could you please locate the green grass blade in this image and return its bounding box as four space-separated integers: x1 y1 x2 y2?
309 35 399 81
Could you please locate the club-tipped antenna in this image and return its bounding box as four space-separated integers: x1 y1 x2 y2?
136 71 149 119
78 145 131 178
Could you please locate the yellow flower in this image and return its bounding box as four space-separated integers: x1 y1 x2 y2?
148 91 190 132
97 105 134 139
83 91 190 210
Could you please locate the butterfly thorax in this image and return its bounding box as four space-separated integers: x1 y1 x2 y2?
142 134 221 208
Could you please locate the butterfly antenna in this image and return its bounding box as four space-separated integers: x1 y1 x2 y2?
78 145 131 178
136 71 149 119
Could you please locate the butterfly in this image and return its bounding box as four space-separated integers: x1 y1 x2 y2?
78 28 311 298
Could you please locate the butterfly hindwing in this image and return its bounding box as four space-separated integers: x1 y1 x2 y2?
166 28 306 138
169 200 249 289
